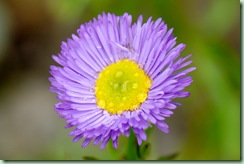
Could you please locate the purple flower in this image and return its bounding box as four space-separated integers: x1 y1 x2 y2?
49 12 195 149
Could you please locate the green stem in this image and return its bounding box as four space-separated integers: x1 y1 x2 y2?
126 128 139 160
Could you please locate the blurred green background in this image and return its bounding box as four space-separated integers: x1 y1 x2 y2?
0 0 240 160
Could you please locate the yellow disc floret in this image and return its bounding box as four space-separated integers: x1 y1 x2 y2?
95 59 152 115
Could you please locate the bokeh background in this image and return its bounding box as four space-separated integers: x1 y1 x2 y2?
0 0 240 160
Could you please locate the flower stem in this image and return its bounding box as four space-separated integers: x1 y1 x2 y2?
126 128 139 160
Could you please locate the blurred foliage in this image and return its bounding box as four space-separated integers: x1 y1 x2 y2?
0 1 11 64
46 0 90 23
82 156 99 160
0 0 240 160
157 153 178 160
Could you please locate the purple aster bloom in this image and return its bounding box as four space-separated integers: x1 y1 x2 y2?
49 12 195 149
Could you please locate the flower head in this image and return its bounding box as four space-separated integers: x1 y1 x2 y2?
49 12 195 149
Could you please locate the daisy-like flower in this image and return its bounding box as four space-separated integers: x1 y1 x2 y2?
49 12 195 149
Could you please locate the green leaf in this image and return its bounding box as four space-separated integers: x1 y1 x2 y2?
138 142 151 160
82 156 99 160
157 153 178 160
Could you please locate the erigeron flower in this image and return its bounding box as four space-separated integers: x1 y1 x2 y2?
49 12 195 149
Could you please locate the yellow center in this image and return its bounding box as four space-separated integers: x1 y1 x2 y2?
95 59 152 115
